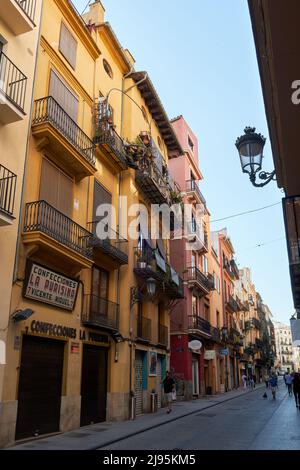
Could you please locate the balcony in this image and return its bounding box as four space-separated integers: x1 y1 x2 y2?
134 245 184 300
88 221 128 268
157 324 168 348
32 97 96 180
137 316 151 343
229 328 244 346
188 316 212 338
0 165 17 226
186 266 214 297
187 222 208 253
94 127 128 170
230 259 239 279
82 294 119 332
244 320 252 332
185 180 206 207
255 338 264 349
23 200 93 270
0 0 36 35
135 156 171 205
211 326 222 343
223 259 235 279
225 295 239 313
0 52 27 124
252 317 262 330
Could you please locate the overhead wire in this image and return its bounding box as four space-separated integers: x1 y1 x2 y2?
210 201 281 223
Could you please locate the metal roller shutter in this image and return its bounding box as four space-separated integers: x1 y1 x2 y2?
135 352 143 416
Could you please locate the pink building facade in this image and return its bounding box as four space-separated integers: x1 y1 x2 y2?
168 116 215 398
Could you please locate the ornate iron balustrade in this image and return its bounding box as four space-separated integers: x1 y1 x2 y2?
188 316 212 336
211 326 222 343
186 180 206 206
251 317 262 330
137 316 151 342
186 266 214 293
88 221 128 265
225 295 239 312
230 259 239 279
223 259 235 279
0 52 27 112
158 324 168 347
23 201 93 259
94 126 128 168
82 294 119 331
32 96 96 166
0 165 17 216
16 0 37 22
135 154 171 204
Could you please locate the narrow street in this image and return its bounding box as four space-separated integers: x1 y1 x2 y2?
102 382 299 450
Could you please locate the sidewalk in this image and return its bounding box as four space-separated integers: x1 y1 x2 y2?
9 385 264 450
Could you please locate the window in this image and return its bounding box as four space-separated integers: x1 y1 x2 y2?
49 70 79 122
203 255 208 275
192 296 198 317
59 22 77 69
141 105 148 122
216 310 220 328
157 135 163 150
204 304 210 322
92 267 109 300
103 59 113 78
40 158 73 217
93 181 112 235
188 135 194 151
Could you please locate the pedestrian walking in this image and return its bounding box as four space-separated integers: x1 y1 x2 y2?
264 373 269 389
285 372 293 396
269 373 278 400
292 370 300 409
161 371 176 414
242 372 247 389
249 374 255 390
284 372 288 387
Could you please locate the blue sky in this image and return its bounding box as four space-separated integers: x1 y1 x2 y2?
74 0 293 325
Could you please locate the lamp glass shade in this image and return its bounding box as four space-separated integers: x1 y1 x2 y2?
146 278 156 297
235 127 266 176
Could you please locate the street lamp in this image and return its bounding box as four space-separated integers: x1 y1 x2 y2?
235 127 276 187
130 277 157 308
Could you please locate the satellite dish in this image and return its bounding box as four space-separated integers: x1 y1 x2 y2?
188 340 202 351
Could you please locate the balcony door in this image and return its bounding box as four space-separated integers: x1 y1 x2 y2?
92 266 109 320
93 181 112 237
40 157 73 217
49 69 78 122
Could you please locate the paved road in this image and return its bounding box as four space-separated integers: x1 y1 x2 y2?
101 382 300 450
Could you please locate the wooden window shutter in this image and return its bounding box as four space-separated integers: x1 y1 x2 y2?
49 70 78 122
93 181 112 222
40 158 59 208
40 158 73 217
59 22 77 69
58 171 73 218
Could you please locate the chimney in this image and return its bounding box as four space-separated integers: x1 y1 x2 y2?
82 0 105 25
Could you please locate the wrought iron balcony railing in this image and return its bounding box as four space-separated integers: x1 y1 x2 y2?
230 259 239 279
211 326 222 343
223 259 235 279
23 200 93 259
186 180 206 206
134 245 184 299
255 338 264 349
32 96 96 167
82 294 119 331
88 221 128 265
225 295 239 312
186 266 214 294
0 164 17 217
0 52 27 112
137 316 152 342
158 324 168 347
94 126 128 168
187 221 207 250
188 316 212 336
251 317 262 330
16 0 37 22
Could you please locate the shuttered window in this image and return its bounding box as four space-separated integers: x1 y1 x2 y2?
92 267 109 300
59 22 77 69
49 69 78 122
93 181 112 223
40 158 73 217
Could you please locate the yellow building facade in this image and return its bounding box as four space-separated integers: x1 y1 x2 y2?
0 0 43 448
0 0 183 447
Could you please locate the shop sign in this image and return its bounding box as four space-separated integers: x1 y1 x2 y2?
220 348 229 356
204 350 216 360
24 262 79 311
29 320 77 339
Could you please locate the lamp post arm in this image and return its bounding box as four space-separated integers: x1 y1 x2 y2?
105 87 152 136
249 169 276 188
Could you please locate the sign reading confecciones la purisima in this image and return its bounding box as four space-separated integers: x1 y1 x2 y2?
24 262 79 311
